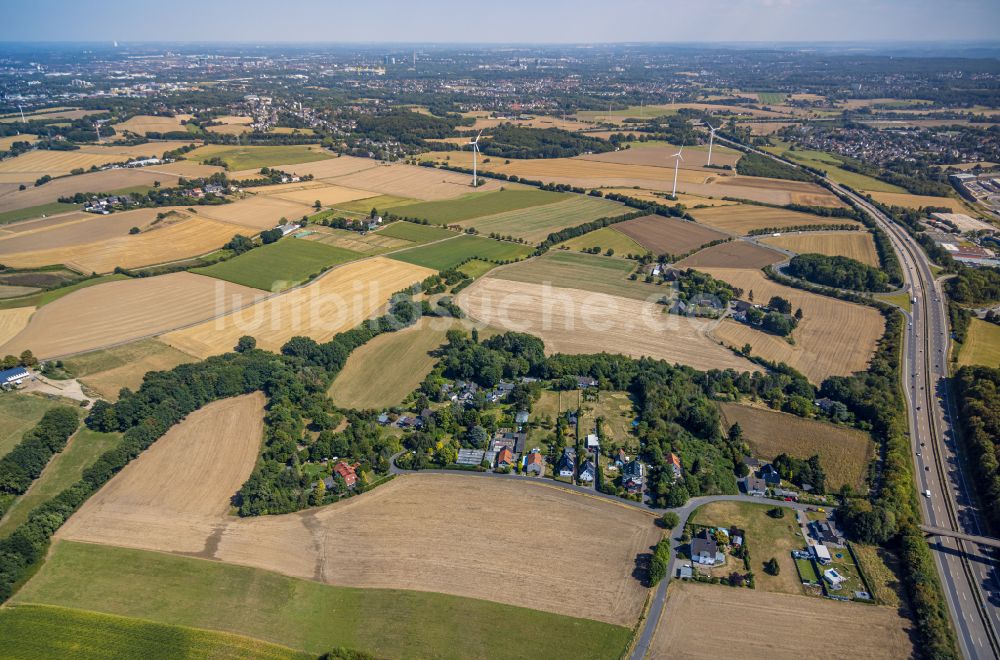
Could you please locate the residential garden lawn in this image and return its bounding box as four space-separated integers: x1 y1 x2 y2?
329 318 462 409
186 144 333 171
194 239 363 292
0 604 311 660
578 391 638 450
488 250 662 301
390 235 532 270
457 258 497 279
15 541 633 660
386 188 569 225
718 402 873 492
690 501 806 595
558 226 644 256
0 274 129 311
958 319 1000 367
0 393 64 457
0 202 78 225
0 428 121 535
376 221 456 243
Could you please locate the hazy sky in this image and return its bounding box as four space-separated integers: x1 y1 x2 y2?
6 0 1000 43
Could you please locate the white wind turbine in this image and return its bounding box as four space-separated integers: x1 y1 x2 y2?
705 123 719 167
670 147 684 198
468 130 483 187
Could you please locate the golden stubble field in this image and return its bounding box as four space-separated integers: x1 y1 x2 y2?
162 257 435 358
0 306 34 347
0 273 266 359
58 393 660 627
689 204 862 234
649 582 912 660
701 267 884 383
112 114 193 136
456 277 759 374
0 141 200 184
761 231 880 267
0 168 177 214
578 143 741 170
677 240 786 269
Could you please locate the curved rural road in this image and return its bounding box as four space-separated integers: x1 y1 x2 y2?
389 455 812 659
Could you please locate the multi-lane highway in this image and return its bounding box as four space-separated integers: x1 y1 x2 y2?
717 133 999 658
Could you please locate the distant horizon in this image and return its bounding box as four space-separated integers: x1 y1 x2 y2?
6 0 1000 44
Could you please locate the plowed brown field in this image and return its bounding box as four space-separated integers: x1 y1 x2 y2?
676 240 785 269
615 215 729 255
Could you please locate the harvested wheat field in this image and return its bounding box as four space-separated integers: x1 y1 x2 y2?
61 393 265 536
272 184 379 207
68 339 198 401
0 215 243 273
615 215 729 255
113 114 192 136
230 155 376 182
761 231 880 267
703 267 884 383
422 151 708 190
456 277 758 374
677 240 785 269
0 168 178 214
719 402 874 491
689 204 861 234
60 404 658 627
0 151 136 182
578 143 741 170
649 582 911 660
0 307 34 346
603 188 738 208
162 257 435 358
865 191 969 213
707 176 843 207
331 161 503 200
194 195 312 230
75 142 200 159
0 206 190 253
144 161 225 179
0 272 266 359
0 135 38 150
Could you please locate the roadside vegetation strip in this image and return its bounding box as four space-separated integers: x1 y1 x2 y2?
0 604 312 660
718 403 874 492
0 428 122 536
193 239 364 292
389 235 532 271
385 188 569 224
14 541 632 660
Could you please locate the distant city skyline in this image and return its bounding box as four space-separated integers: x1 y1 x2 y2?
5 0 1000 44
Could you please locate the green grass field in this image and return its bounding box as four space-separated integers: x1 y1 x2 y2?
490 250 662 301
376 221 456 243
386 188 569 225
0 428 120 535
457 258 497 279
15 541 632 660
0 394 64 457
461 195 624 243
766 142 906 193
390 235 533 270
558 226 644 256
0 274 129 311
0 604 311 660
958 319 1000 367
187 144 333 171
0 202 79 226
757 92 787 105
194 239 362 292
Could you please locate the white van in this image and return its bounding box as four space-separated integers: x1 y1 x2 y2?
924 490 931 498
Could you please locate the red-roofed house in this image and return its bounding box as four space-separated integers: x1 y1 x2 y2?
333 461 358 488
668 453 682 481
496 448 515 469
526 450 544 476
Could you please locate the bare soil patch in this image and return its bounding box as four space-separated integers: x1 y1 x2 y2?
615 215 729 255
649 582 912 660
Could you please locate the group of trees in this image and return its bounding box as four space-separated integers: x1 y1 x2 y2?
771 453 826 493
787 253 891 292
476 125 612 160
954 366 1000 531
735 152 813 182
0 407 80 516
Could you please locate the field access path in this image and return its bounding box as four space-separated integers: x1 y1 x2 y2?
388 455 811 659
718 133 1000 660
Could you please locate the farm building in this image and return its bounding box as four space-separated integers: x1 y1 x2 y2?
0 367 30 388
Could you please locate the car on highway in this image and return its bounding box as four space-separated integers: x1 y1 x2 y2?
925 490 932 498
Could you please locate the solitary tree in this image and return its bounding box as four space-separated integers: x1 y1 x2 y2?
235 335 257 353
764 557 780 575
314 199 322 210
661 511 680 529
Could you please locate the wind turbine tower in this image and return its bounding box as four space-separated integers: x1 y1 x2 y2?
17 105 25 123
705 123 719 167
468 130 483 187
670 147 684 198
